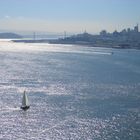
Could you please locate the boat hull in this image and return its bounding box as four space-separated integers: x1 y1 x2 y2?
21 106 30 111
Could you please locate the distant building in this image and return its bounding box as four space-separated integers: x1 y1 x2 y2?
127 28 131 33
134 24 139 33
100 30 107 36
121 29 127 35
113 30 119 36
112 24 139 37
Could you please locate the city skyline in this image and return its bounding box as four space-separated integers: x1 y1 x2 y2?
0 0 140 34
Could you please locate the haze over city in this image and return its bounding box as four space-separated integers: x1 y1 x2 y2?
0 0 140 34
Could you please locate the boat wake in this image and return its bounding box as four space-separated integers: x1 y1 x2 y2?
0 106 20 113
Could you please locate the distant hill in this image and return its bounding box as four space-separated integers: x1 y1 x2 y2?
0 32 22 39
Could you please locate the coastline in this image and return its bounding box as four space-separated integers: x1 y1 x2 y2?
12 39 140 50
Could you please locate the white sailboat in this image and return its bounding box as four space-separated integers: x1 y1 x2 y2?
21 91 30 110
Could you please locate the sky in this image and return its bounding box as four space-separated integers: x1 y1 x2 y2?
0 0 140 34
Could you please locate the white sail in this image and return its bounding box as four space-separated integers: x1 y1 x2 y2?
22 91 29 107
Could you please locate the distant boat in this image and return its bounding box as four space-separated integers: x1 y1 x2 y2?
21 91 30 110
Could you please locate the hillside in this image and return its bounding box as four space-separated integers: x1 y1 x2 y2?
0 32 22 39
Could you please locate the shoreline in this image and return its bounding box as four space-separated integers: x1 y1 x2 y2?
11 39 140 50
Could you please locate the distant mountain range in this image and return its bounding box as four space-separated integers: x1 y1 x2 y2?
0 32 22 39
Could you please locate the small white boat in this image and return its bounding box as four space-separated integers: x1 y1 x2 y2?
21 91 30 110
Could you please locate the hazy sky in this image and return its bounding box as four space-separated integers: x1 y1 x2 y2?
0 0 140 33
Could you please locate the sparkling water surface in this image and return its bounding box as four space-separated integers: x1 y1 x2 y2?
0 40 140 139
